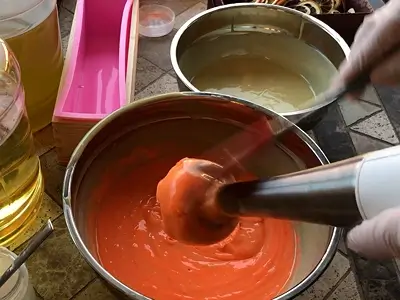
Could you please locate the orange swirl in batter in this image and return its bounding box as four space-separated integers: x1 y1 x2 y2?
95 155 298 299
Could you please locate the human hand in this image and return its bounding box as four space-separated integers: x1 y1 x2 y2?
334 0 400 91
347 207 400 259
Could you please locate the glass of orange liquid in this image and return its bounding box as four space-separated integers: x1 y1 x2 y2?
0 39 44 247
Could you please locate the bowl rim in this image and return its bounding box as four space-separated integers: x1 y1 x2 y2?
63 91 342 300
169 3 351 117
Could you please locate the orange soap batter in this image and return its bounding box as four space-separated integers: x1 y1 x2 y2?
157 158 239 245
95 155 298 300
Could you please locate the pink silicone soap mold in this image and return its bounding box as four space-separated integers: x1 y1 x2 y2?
53 0 135 164
53 0 132 122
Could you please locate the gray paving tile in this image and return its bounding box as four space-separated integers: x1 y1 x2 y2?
307 131 317 143
338 233 348 255
349 254 400 299
327 272 361 300
40 149 66 206
295 252 350 300
135 57 164 93
360 85 382 106
34 125 56 156
9 193 62 251
375 85 400 141
338 98 380 126
135 73 179 100
140 0 198 16
138 29 178 71
72 279 118 300
61 34 70 59
59 7 74 38
25 216 96 300
168 69 177 78
351 111 399 144
174 2 207 29
349 131 391 155
61 0 76 13
313 104 356 162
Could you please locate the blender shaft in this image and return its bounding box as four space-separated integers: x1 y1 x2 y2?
217 156 364 227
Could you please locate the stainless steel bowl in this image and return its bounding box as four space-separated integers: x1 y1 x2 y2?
170 4 350 129
63 92 340 299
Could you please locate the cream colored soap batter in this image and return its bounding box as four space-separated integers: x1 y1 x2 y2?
191 55 315 112
179 32 338 113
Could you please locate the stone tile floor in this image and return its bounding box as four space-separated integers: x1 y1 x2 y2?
12 1 399 299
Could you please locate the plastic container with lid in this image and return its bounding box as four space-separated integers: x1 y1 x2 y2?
0 0 63 132
0 247 37 300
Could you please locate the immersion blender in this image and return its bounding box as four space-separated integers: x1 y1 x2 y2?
216 145 400 227
213 42 400 228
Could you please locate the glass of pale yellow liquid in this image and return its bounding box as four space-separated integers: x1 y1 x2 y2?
0 39 44 247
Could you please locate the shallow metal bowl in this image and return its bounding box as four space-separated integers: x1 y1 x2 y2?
170 4 350 130
63 92 341 299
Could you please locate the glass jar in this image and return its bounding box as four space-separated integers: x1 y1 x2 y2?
0 0 63 132
0 39 44 247
0 247 37 300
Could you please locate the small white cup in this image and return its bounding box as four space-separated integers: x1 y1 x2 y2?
0 247 37 300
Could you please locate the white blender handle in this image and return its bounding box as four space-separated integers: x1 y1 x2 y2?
356 145 400 220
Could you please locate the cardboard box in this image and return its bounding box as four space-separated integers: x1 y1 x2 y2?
207 0 385 45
